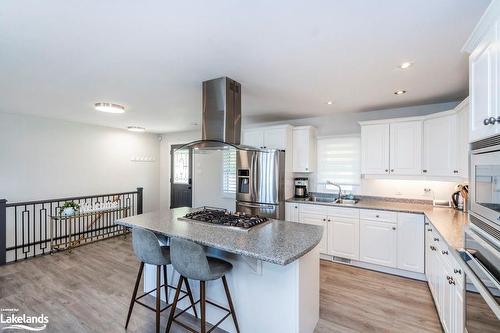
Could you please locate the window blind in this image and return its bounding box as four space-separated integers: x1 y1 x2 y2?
222 151 237 194
317 136 361 187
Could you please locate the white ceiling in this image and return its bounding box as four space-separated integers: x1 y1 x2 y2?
0 0 490 133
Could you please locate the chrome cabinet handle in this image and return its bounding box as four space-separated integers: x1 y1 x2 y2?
385 169 389 172
376 214 380 218
454 268 461 274
442 250 448 255
484 117 500 125
430 246 436 251
390 169 394 172
433 237 439 241
453 170 459 174
423 169 427 173
448 279 456 285
446 275 452 280
392 227 396 230
427 228 432 232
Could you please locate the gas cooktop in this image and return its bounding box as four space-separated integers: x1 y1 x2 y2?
181 207 269 231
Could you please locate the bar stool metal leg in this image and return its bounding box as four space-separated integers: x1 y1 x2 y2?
166 277 184 333
184 279 198 318
200 281 206 333
125 262 144 328
222 276 240 333
156 265 161 333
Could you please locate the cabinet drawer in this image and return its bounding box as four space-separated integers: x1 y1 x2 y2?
299 203 328 216
360 209 397 223
328 207 359 219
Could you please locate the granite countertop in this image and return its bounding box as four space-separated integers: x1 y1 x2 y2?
287 197 468 249
115 207 323 266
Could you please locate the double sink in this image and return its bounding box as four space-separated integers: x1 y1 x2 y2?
305 197 359 205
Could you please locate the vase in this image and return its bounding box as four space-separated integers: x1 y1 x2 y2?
62 207 75 216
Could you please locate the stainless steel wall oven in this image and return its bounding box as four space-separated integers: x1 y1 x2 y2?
458 134 500 332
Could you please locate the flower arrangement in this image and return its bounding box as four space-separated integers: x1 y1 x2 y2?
59 201 80 216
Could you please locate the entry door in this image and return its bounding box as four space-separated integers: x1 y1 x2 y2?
170 144 192 208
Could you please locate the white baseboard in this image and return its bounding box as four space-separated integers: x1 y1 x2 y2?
320 254 427 281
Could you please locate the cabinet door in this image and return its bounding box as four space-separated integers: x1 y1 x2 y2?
361 124 390 175
359 220 397 268
397 213 424 273
301 213 328 254
263 128 287 149
292 127 315 172
285 202 299 222
470 25 497 141
242 129 264 148
454 284 464 333
423 114 458 177
456 101 469 178
328 217 359 260
390 121 422 175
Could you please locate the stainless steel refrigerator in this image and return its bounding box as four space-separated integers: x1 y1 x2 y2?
236 149 285 219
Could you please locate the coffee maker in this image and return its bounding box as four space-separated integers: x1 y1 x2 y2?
294 178 309 198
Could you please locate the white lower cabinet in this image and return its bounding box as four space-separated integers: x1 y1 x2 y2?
285 202 300 222
359 219 397 267
300 212 328 254
328 216 360 260
425 222 464 333
397 213 424 273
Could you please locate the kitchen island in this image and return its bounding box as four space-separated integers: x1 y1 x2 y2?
116 207 323 333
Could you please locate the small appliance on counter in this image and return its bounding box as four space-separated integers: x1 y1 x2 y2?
451 184 469 211
294 178 309 198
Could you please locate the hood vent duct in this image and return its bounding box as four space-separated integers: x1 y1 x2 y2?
176 77 257 151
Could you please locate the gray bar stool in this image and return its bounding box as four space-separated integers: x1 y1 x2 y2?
125 228 198 333
166 237 240 333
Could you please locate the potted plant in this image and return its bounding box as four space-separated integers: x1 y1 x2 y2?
59 201 80 216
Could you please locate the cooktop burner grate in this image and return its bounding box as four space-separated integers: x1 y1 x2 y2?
182 207 269 230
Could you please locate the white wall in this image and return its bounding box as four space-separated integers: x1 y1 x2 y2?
0 112 161 212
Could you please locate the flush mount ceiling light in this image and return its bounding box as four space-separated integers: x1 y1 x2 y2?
326 101 333 105
399 61 413 69
94 102 125 113
127 126 145 132
394 90 407 95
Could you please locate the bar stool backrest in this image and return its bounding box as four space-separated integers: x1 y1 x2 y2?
132 228 166 265
170 237 211 281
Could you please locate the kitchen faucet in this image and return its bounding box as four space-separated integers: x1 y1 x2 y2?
326 181 342 203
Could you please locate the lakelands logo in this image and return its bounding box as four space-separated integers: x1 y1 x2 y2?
0 309 48 331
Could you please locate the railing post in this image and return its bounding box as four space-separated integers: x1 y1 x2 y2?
137 187 143 215
0 199 6 265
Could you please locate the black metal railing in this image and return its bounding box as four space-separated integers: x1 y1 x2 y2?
0 187 143 265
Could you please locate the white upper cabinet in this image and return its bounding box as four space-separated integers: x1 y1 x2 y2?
469 24 497 141
423 113 458 177
389 121 422 175
456 99 470 178
241 125 291 150
361 124 390 175
360 103 469 178
242 129 264 148
292 126 317 173
463 4 500 142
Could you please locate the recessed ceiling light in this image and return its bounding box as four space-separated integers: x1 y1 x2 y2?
326 101 333 105
127 126 145 132
94 102 125 113
394 90 407 95
399 62 412 69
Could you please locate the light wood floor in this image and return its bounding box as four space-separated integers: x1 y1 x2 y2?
0 237 442 333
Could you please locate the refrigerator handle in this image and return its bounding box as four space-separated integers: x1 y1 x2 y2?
237 202 275 209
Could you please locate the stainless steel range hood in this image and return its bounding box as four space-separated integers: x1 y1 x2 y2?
176 77 257 151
